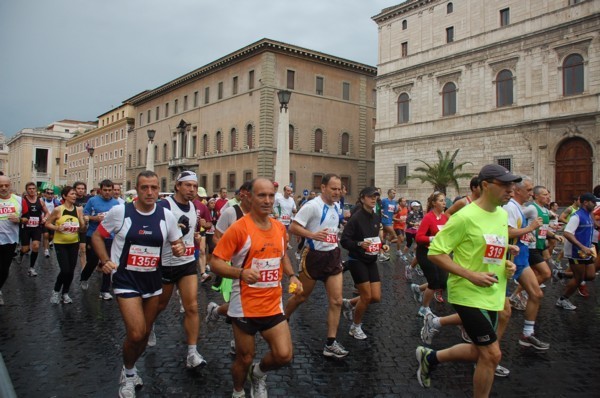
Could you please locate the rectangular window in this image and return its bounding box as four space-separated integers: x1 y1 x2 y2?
147 110 151 124
248 70 255 90
341 176 351 195
401 42 408 57
316 76 324 95
183 95 188 111
287 70 295 90
500 8 510 26
193 91 198 107
165 102 169 117
396 164 408 186
232 76 238 95
312 174 324 191
174 99 179 114
244 171 253 182
139 113 143 126
496 157 512 171
218 82 223 100
342 82 350 101
155 106 159 121
228 172 236 190
213 174 221 193
446 26 454 43
192 136 197 156
35 148 48 173
204 87 210 104
200 175 208 190
172 140 176 158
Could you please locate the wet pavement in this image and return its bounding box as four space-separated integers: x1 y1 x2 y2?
1 248 599 397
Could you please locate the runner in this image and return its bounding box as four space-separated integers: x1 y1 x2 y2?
0 176 22 306
340 186 388 340
80 180 120 299
192 187 212 283
215 187 229 217
210 177 302 398
415 164 518 397
92 171 185 398
113 183 125 204
18 182 50 276
404 202 423 280
74 181 88 270
273 184 297 234
392 197 408 259
42 188 61 258
381 189 400 253
151 170 207 368
445 176 480 217
284 173 349 358
45 186 87 305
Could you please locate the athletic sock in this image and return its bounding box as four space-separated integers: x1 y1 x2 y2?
30 252 38 268
523 320 535 337
426 350 439 366
124 366 136 377
187 345 197 355
326 337 335 346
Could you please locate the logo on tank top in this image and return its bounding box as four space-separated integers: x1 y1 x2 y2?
138 229 153 235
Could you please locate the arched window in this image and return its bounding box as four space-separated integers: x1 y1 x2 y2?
496 69 513 107
447 2 453 14
202 134 208 155
216 131 222 153
402 20 407 30
246 124 254 149
442 82 457 116
341 133 350 155
563 54 584 96
230 128 237 151
398 93 410 123
314 129 323 152
289 125 294 150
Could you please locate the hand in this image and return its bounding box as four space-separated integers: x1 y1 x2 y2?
241 268 260 284
7 215 19 224
505 260 516 278
529 217 543 231
359 241 370 250
381 244 390 253
468 271 499 287
554 235 564 243
289 275 303 295
580 247 593 257
171 241 185 257
101 260 117 274
508 245 520 257
311 228 330 242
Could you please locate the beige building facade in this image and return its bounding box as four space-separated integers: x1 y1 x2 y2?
126 38 377 201
7 120 97 192
0 132 8 176
373 0 600 204
66 104 134 191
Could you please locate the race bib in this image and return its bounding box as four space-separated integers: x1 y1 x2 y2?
27 216 39 227
183 245 195 256
483 234 507 265
538 225 548 240
61 221 80 234
281 214 291 221
325 233 338 244
0 204 16 220
387 204 395 213
364 236 381 255
126 245 160 272
249 257 281 288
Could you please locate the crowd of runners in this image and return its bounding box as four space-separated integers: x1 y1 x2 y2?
0 165 598 398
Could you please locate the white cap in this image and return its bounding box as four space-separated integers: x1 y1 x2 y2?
410 201 420 207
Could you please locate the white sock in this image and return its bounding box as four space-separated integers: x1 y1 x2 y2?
187 345 197 355
523 320 535 337
124 366 136 377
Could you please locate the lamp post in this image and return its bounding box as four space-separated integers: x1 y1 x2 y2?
274 90 292 188
146 129 156 171
87 146 95 191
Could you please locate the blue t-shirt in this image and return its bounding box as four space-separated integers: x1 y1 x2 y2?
84 196 120 237
381 198 398 226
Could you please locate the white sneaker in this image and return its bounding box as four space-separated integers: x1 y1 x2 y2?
118 375 137 398
186 350 207 368
247 363 268 398
206 302 220 323
349 324 367 340
99 292 113 300
50 291 61 304
119 366 143 388
0 291 4 306
147 328 156 347
44 249 50 258
62 294 73 304
28 268 38 277
342 298 355 322
556 297 577 310
411 283 423 303
80 281 89 291
230 339 236 355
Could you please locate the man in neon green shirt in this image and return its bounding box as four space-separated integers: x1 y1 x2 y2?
415 164 518 398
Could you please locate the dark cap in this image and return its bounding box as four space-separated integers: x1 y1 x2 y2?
359 186 380 197
478 164 522 183
579 192 597 203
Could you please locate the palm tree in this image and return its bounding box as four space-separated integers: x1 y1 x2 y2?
408 149 472 195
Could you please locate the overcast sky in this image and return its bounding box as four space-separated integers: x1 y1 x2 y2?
0 0 396 138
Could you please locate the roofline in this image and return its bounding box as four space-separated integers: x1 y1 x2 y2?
372 0 437 24
129 38 377 106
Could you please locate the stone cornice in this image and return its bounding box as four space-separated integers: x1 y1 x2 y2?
129 38 377 106
372 0 437 24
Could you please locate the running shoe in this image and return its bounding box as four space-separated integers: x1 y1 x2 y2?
147 328 157 347
509 294 525 311
405 265 413 281
415 346 432 388
417 306 432 318
80 281 89 291
458 326 472 344
118 375 136 398
28 268 38 277
230 339 236 355
323 340 349 358
200 272 212 283
62 294 73 304
495 364 510 377
186 350 207 368
247 363 268 398
519 334 550 350
206 302 220 323
342 298 354 322
119 366 143 388
294 252 301 261
349 324 367 340
555 297 577 310
0 291 4 306
577 284 589 297
420 313 439 345
539 283 546 289
50 291 60 304
415 265 424 277
44 249 50 258
99 292 113 300
378 253 390 262
411 284 423 303
434 289 444 303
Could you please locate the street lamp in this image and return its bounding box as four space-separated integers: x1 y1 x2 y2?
146 129 156 171
87 146 95 191
274 90 292 188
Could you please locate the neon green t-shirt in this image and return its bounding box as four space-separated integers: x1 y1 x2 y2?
428 202 509 311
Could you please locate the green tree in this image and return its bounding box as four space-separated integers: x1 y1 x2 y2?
408 149 472 195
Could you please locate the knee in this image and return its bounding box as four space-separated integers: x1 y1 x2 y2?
329 296 343 308
273 348 293 366
128 328 148 345
184 301 199 316
585 272 596 282
500 305 511 322
370 293 381 304
360 291 372 304
530 287 544 302
236 352 255 368
479 345 502 366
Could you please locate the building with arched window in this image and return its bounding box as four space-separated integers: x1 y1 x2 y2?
373 0 599 204
125 38 376 199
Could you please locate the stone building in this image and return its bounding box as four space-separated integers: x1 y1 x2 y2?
126 38 377 200
373 0 599 204
66 104 134 191
7 120 97 192
0 132 8 176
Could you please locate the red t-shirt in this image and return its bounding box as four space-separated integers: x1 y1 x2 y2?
215 197 228 217
393 207 408 230
416 211 448 248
